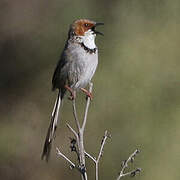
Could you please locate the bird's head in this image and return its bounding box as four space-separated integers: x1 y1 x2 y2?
70 19 104 36
69 19 104 49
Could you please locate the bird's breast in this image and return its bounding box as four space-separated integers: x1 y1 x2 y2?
66 43 98 89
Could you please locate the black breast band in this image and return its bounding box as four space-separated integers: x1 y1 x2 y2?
79 43 97 54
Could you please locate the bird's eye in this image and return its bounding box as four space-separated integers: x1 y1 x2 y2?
84 23 89 27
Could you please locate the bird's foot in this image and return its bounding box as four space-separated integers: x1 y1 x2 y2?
80 88 93 100
65 85 76 100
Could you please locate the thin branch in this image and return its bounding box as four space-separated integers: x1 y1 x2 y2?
116 149 141 180
71 83 94 180
72 99 81 132
82 82 93 132
120 149 140 176
85 151 96 163
119 168 141 178
97 130 108 162
66 123 79 140
56 80 142 180
66 123 80 160
95 130 109 180
56 147 76 169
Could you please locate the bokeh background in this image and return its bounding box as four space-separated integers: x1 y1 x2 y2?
0 0 180 179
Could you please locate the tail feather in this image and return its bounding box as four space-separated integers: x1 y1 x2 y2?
41 91 62 161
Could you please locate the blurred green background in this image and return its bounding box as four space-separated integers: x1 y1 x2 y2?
0 0 180 179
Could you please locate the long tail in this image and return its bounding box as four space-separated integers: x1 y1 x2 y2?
41 90 62 161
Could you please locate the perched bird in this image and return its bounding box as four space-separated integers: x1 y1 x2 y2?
41 19 103 161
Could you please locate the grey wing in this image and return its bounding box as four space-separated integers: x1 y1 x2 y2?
52 51 69 93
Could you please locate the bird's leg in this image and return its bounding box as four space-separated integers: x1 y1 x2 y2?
80 88 93 100
64 85 76 100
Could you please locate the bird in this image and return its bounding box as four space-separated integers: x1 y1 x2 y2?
41 19 104 161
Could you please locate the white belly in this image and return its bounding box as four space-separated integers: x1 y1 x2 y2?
74 52 98 89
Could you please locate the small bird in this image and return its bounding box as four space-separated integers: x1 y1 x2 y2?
41 19 103 161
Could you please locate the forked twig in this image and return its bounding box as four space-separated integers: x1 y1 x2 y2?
85 151 96 163
116 149 141 180
66 83 93 180
85 130 110 180
56 82 142 180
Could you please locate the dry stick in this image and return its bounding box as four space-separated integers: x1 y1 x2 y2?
72 100 81 133
66 122 80 160
66 123 79 140
85 151 96 163
67 123 97 165
57 83 141 180
116 149 141 180
81 83 93 132
71 83 93 180
56 147 76 169
72 99 87 180
66 123 96 164
84 131 109 180
95 130 108 180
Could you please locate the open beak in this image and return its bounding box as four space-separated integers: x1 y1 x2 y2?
93 22 104 36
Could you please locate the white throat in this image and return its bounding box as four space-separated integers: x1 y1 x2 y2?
81 30 96 49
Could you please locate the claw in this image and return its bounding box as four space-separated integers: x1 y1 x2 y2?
80 88 93 100
65 85 76 100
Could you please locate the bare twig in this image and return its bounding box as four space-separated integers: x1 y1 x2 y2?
95 130 109 180
56 81 141 180
66 123 79 140
97 130 108 162
82 82 93 132
116 149 141 180
56 147 76 169
85 130 110 180
72 98 87 180
85 151 96 163
70 83 93 180
118 168 141 178
72 100 81 132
